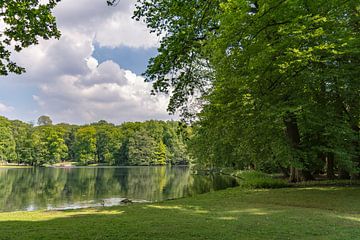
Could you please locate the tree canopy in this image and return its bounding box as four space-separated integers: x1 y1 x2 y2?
37 116 53 126
135 0 360 181
0 116 191 166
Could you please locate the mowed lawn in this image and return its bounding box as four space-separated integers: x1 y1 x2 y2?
0 187 359 240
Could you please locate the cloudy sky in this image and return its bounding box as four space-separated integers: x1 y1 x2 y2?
0 0 175 124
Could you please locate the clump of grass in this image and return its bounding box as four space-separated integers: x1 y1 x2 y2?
232 170 290 189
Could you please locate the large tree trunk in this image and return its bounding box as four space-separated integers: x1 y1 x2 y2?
289 167 300 182
289 167 314 182
318 151 334 180
339 169 350 179
278 165 290 178
326 152 335 180
284 112 313 182
302 169 315 181
351 124 360 180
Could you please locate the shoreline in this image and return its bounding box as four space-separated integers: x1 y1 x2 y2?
2 180 359 213
0 164 190 169
0 165 33 169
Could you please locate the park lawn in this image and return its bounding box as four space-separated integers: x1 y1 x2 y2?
0 186 359 240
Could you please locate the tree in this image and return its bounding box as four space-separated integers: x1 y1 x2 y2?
30 125 68 165
133 0 221 118
92 121 123 165
0 114 192 166
37 116 53 126
74 126 97 164
135 0 360 181
43 126 68 163
117 121 191 166
202 0 359 181
31 128 49 166
56 123 77 162
126 128 158 166
0 117 16 162
0 0 61 75
10 120 34 165
154 140 167 165
163 122 191 165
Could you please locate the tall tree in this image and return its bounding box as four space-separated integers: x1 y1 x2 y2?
92 121 123 165
43 126 68 163
0 117 16 162
126 128 158 166
134 0 221 118
74 126 97 164
37 116 53 126
135 0 360 181
10 120 34 165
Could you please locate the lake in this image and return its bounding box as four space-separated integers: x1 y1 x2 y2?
0 166 238 212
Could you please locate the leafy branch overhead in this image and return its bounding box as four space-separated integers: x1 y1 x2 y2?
133 0 222 117
106 0 121 7
0 0 61 75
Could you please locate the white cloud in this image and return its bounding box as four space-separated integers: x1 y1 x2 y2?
0 102 14 113
32 57 172 124
86 57 99 71
1 0 171 124
94 8 160 49
53 0 160 49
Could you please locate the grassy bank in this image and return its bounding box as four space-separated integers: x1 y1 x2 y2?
223 169 360 188
0 165 33 169
0 186 359 240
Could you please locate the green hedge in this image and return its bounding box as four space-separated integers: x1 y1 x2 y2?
232 170 290 189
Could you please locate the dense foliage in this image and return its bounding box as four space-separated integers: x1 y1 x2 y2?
135 0 360 181
0 116 191 166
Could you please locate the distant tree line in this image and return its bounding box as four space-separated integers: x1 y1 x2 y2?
0 116 191 166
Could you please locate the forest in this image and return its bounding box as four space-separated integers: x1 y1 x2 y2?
0 116 191 166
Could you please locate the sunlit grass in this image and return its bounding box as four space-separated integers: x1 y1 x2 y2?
147 204 209 214
0 209 123 222
339 215 360 222
0 186 359 240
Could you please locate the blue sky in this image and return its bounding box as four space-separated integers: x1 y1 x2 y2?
0 0 174 124
92 44 158 76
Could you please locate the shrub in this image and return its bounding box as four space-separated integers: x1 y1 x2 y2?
233 170 290 189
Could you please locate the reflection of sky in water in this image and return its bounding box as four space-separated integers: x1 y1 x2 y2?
0 167 238 212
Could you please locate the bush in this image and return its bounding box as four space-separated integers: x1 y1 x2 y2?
233 170 290 189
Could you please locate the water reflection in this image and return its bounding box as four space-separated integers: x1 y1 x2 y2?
0 167 237 212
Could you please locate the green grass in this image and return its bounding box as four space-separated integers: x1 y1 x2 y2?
0 186 359 240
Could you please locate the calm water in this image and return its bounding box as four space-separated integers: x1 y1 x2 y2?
0 166 238 212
